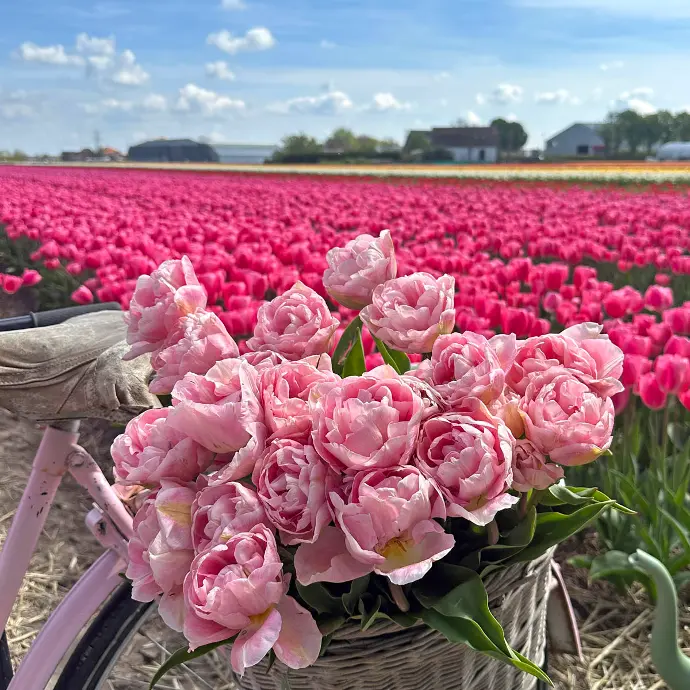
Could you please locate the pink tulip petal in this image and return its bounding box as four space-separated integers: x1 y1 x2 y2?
230 608 282 676
294 526 373 585
273 595 322 669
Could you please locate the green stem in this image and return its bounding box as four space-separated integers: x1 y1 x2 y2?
487 520 499 546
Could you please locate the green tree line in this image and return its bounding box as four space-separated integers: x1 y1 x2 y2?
601 109 690 155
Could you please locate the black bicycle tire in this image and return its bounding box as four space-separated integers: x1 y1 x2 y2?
0 631 12 690
53 582 153 690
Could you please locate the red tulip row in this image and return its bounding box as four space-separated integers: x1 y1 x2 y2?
1 165 689 411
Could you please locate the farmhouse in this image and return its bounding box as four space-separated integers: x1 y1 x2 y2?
127 139 219 163
404 127 499 163
545 123 605 157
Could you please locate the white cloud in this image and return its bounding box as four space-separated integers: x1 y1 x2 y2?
207 27 275 55
17 42 84 66
369 92 411 112
433 71 451 82
0 102 35 120
111 50 149 85
205 61 236 81
0 90 36 120
600 60 624 71
467 110 482 125
619 86 654 100
610 87 656 115
142 93 168 111
611 91 657 115
81 98 134 114
506 113 518 122
87 55 114 71
175 83 246 116
591 87 604 100
320 40 336 49
475 93 486 105
488 83 523 104
439 98 448 107
221 0 246 8
268 90 353 115
76 33 116 56
535 88 580 105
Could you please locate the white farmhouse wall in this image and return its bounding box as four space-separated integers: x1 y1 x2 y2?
448 146 498 163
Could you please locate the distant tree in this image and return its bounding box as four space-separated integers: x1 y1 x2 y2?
616 109 648 154
403 131 431 154
324 127 358 152
641 113 662 154
378 137 400 152
278 133 323 156
656 110 677 143
354 135 379 154
490 118 528 152
599 112 623 154
675 112 690 141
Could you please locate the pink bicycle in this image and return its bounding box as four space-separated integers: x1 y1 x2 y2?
0 304 229 690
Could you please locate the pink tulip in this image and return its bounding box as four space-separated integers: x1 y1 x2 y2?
507 323 624 397
258 356 339 441
111 408 214 486
183 525 321 674
126 480 197 631
644 285 674 312
416 399 518 525
1 274 22 294
323 229 397 309
361 272 455 354
124 256 208 361
21 269 42 287
512 439 564 492
149 310 239 394
544 263 569 291
520 368 615 466
70 285 93 304
638 372 668 410
310 365 424 474
239 350 286 370
422 332 516 405
655 354 690 394
603 290 629 318
247 282 340 360
612 387 632 414
663 307 690 335
621 354 653 388
191 478 270 553
295 466 454 586
665 335 690 358
256 438 338 545
679 387 690 411
169 359 265 482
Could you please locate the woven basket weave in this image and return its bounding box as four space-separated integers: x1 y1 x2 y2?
235 549 554 690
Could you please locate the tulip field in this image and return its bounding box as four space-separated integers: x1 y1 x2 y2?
1 163 690 595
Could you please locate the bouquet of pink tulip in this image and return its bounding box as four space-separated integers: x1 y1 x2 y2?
112 230 631 689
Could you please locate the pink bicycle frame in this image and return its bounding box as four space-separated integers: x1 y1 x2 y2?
0 421 134 689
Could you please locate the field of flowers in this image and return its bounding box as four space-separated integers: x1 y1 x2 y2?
1 164 690 590
55 159 690 184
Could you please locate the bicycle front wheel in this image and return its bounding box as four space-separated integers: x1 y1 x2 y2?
54 583 234 690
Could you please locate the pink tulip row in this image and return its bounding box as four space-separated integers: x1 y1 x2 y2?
1 167 689 412
109 229 626 675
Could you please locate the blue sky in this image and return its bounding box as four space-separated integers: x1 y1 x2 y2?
2 0 690 154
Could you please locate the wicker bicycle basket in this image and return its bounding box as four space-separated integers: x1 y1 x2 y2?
234 549 554 690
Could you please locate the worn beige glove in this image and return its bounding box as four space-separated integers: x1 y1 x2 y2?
0 310 160 423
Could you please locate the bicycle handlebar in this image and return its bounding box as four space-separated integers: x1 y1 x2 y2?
0 302 122 332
